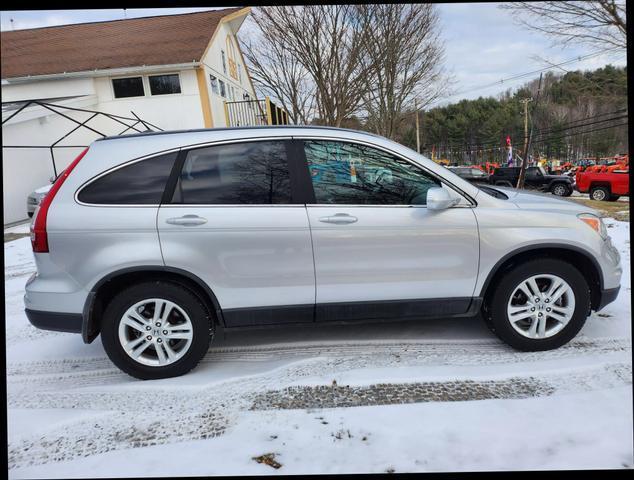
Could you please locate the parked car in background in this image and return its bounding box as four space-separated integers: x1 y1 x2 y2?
575 167 630 201
489 166 574 196
26 182 53 218
447 166 490 184
24 126 621 379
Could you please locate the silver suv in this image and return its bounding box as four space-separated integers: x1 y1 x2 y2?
25 126 622 379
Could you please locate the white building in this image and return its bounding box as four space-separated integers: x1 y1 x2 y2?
1 7 258 224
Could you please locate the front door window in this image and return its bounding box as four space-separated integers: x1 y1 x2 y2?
304 140 440 205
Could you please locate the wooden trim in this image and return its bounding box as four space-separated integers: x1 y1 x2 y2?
195 67 213 128
223 100 230 127
199 7 251 67
265 96 273 125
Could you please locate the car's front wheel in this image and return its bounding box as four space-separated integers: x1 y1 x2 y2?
101 281 213 379
484 259 590 351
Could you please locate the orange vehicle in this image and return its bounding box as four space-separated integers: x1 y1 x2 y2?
483 162 499 175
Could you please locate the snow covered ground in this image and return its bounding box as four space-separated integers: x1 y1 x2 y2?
5 218 632 477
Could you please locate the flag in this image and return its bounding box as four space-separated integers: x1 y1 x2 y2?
506 136 513 166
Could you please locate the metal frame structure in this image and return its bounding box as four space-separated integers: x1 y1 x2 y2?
2 100 162 176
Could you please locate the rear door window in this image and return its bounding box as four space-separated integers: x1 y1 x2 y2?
78 152 177 204
172 141 292 204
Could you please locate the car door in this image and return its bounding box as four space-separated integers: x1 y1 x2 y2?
300 138 480 322
157 139 315 327
525 167 543 189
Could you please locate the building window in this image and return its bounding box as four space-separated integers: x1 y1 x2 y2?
219 80 226 98
148 74 181 95
209 74 219 95
112 77 144 98
221 50 227 74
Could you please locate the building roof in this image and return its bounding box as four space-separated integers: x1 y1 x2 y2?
1 8 243 80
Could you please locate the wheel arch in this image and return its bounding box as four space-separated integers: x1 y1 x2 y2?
82 266 225 344
589 181 612 191
479 244 604 312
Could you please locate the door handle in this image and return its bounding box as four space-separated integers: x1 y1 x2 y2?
165 214 208 226
318 213 358 224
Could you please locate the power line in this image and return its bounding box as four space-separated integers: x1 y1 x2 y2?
441 47 623 101
422 121 628 156
418 110 628 150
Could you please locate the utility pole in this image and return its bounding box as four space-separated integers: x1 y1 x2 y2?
517 73 543 189
415 98 420 154
517 97 532 188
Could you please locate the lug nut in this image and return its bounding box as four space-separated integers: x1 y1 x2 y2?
538 313 543 317
157 338 163 343
546 307 551 312
531 307 535 312
163 330 168 335
146 335 152 340
146 326 151 331
156 322 161 327
545 299 550 303
535 298 540 302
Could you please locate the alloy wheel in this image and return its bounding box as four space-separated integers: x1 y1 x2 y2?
118 298 194 367
506 274 576 339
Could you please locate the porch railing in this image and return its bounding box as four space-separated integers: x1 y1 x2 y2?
224 96 289 127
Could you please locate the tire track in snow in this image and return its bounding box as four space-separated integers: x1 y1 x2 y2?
7 336 630 379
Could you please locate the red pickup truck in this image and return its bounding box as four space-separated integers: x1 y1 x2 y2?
575 168 630 201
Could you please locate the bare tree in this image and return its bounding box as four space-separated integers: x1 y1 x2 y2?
241 6 377 127
240 14 315 124
501 1 626 50
358 4 449 139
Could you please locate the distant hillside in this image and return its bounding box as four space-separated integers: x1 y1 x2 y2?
400 65 628 163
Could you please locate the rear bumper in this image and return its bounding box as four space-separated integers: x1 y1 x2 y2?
25 308 83 334
596 286 620 311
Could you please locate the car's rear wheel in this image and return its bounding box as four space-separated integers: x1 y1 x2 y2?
101 281 213 379
484 259 590 351
590 186 610 201
550 183 569 196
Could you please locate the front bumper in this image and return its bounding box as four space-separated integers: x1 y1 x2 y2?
25 308 83 333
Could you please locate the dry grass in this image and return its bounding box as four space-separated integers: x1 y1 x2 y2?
567 197 630 222
4 233 30 243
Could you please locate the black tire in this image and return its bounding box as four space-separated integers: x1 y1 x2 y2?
590 186 610 201
101 281 214 380
550 183 569 196
483 258 590 351
607 195 620 202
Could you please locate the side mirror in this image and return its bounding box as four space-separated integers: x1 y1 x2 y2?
427 187 459 211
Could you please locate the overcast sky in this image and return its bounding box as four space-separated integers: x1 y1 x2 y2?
0 4 626 107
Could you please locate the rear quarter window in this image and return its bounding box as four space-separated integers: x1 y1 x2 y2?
77 152 177 204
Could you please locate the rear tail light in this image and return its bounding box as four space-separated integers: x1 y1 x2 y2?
31 147 89 253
